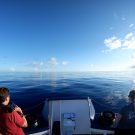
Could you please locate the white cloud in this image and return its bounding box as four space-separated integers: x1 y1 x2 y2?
104 37 121 50
125 32 133 39
123 39 135 49
129 24 134 28
123 33 135 49
62 61 69 66
48 57 58 66
104 32 135 50
24 58 70 71
25 61 45 72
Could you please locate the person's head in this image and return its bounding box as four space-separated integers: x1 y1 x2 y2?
128 90 135 103
0 87 10 105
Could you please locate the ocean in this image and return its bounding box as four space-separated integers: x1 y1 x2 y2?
0 71 134 115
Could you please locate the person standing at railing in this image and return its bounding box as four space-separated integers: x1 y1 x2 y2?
114 90 135 134
0 87 28 135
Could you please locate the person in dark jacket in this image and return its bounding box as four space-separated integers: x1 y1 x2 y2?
114 90 135 135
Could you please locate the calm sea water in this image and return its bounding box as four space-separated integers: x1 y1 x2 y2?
0 71 134 115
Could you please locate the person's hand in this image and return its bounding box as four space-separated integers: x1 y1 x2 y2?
14 106 23 116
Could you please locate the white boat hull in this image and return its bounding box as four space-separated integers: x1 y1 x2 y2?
29 98 114 135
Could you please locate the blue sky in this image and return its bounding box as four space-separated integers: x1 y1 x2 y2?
0 0 135 72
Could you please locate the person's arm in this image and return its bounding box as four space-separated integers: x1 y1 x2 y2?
14 106 28 128
14 106 23 115
21 115 28 128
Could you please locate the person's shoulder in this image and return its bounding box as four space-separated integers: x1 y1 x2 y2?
12 110 20 116
12 111 24 119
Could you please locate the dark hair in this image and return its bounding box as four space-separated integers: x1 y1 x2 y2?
0 87 10 104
